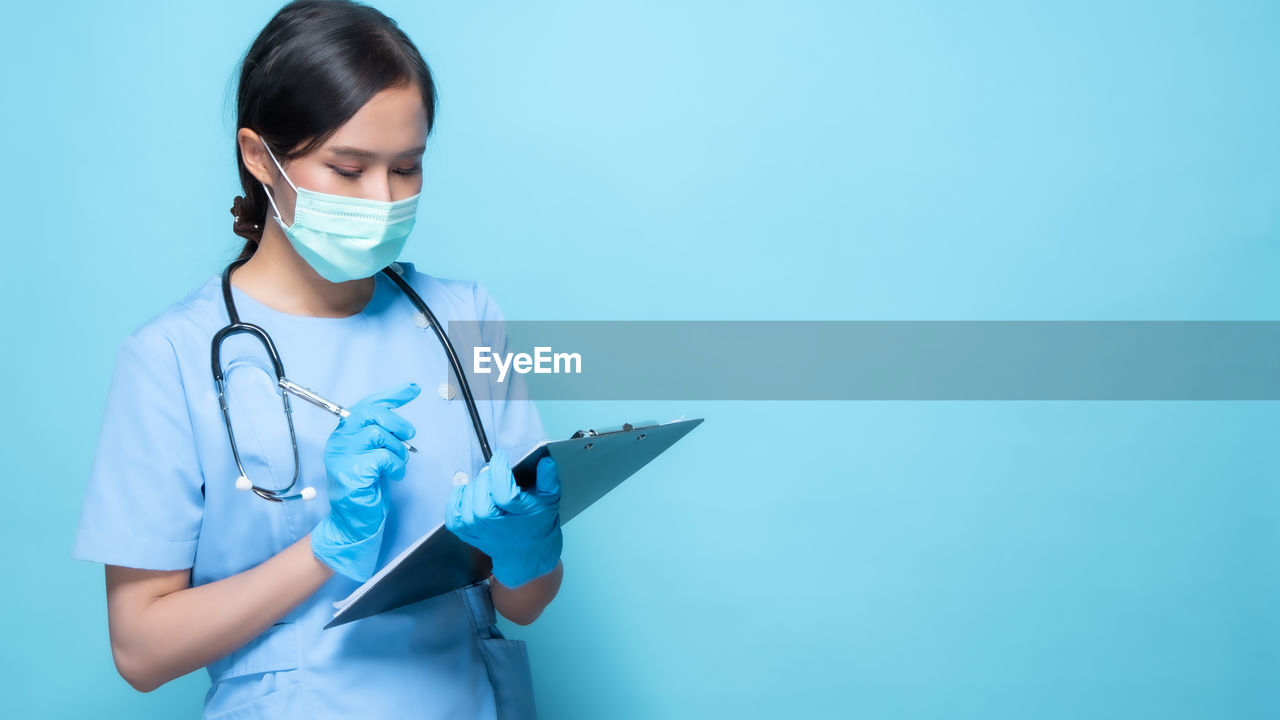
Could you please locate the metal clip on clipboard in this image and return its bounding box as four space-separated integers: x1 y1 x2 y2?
569 421 655 441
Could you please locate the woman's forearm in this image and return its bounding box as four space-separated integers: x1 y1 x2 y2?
110 533 334 692
490 559 563 625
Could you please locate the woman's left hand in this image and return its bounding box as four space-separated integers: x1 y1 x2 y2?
446 449 563 588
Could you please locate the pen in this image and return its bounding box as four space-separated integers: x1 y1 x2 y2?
278 378 419 453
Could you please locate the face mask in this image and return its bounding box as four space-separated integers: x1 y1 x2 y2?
259 141 420 283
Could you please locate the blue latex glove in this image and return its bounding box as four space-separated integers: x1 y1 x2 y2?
310 382 420 582
446 448 563 588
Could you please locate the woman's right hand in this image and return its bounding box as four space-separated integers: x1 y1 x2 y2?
310 382 420 582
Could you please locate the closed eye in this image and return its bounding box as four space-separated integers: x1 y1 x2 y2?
327 164 422 179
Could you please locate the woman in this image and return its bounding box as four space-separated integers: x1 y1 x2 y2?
71 1 564 717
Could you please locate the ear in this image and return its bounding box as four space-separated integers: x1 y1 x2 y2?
236 128 278 188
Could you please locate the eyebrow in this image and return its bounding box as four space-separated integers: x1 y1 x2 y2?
327 145 425 159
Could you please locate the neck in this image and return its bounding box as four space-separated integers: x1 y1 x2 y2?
231 225 376 318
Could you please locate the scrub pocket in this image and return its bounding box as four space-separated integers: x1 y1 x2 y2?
220 355 320 546
462 582 538 720
204 680 303 720
478 629 537 720
204 621 304 720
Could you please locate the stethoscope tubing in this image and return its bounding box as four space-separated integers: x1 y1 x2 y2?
212 257 493 502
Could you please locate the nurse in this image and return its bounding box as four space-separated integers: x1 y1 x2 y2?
71 1 563 718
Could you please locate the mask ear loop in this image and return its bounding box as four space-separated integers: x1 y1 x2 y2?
259 140 299 230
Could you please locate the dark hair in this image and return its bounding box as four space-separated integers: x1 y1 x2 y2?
228 0 438 260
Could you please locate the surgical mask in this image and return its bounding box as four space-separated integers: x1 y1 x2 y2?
259 142 420 283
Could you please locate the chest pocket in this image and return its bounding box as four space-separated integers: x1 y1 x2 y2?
221 357 300 493
216 356 326 552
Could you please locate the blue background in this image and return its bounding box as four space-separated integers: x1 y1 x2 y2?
2 1 1277 717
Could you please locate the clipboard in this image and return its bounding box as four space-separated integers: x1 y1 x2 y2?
325 417 704 628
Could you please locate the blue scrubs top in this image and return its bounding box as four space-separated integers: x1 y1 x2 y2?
72 262 548 719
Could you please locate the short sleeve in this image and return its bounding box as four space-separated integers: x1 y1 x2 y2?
72 332 205 570
473 283 549 461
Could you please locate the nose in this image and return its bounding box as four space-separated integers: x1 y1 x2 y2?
367 174 393 203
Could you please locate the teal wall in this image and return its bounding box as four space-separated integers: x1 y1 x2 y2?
2 1 1276 717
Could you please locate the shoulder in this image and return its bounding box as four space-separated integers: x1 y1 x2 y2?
389 261 503 320
118 274 225 368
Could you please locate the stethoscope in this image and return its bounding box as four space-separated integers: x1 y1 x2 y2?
212 256 493 502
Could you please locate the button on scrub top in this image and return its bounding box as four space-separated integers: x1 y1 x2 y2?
72 262 548 719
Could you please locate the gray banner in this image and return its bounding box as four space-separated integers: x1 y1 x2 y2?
442 321 1280 400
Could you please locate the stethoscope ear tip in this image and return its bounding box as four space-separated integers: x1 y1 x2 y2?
300 487 317 500
235 475 252 491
